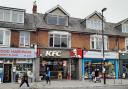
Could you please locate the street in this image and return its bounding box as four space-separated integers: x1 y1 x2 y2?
0 79 128 89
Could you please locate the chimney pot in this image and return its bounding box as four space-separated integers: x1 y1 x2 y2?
32 1 37 14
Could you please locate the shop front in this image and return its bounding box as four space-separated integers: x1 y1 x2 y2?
39 48 82 80
119 53 128 79
0 48 36 83
82 51 119 80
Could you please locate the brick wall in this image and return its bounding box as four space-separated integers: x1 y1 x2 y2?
71 33 90 49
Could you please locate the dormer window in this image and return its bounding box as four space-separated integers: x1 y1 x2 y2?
86 19 102 30
122 24 128 33
0 8 24 23
47 14 68 26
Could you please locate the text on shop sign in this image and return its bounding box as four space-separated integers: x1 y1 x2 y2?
45 50 62 56
0 48 36 58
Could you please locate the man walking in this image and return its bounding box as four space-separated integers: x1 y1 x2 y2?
19 72 30 87
45 67 51 84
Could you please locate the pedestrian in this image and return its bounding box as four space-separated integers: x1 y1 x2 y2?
45 67 51 84
94 69 99 82
19 72 30 87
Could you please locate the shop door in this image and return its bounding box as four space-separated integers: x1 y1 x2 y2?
3 64 12 83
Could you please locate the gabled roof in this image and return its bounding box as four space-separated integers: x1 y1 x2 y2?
81 11 103 23
115 18 128 27
45 5 70 16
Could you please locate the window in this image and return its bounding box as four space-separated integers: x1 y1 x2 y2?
19 31 30 47
0 28 11 47
49 31 71 48
122 24 128 33
4 10 11 22
125 38 128 51
0 9 4 21
47 14 67 26
90 35 108 50
47 15 57 25
12 11 18 23
0 9 24 23
86 19 102 30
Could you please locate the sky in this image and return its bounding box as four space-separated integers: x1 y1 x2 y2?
0 0 128 23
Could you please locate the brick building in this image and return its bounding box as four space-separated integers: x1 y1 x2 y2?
0 3 128 83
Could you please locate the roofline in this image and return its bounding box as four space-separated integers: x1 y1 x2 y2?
81 11 106 24
115 18 128 27
45 5 70 16
0 6 25 12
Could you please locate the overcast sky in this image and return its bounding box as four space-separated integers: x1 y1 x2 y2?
0 0 128 23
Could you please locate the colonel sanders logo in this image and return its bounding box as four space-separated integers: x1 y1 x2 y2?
70 49 82 58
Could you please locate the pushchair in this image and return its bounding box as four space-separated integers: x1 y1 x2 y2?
94 76 101 83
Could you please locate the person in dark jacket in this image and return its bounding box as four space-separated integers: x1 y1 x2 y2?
45 67 51 84
19 72 30 87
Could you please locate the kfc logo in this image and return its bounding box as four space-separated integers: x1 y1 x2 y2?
70 49 82 58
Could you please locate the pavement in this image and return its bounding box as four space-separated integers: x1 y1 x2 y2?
0 79 128 89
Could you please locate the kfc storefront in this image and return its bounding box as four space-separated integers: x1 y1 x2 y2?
39 48 82 80
0 48 36 83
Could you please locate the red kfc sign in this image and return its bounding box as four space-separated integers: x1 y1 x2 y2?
70 49 82 58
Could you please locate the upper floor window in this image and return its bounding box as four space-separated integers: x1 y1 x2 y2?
47 14 68 26
49 31 71 48
19 31 30 47
0 9 24 23
125 38 128 51
0 28 11 47
86 19 102 30
90 35 108 50
122 24 128 33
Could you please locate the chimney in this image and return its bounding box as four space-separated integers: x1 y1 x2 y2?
32 1 37 14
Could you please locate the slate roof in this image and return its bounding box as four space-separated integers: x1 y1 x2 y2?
0 5 127 37
24 13 128 37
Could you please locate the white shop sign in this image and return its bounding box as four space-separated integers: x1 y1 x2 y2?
0 48 36 58
83 51 118 59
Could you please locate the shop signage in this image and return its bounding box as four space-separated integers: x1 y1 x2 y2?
0 48 36 58
40 49 70 58
70 49 82 58
45 50 62 57
83 51 118 59
119 53 128 59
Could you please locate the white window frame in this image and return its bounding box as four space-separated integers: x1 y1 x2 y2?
122 24 128 33
0 9 4 21
47 14 67 26
0 9 24 23
86 19 102 30
48 31 71 48
125 38 128 51
90 35 108 50
19 31 30 47
0 28 11 47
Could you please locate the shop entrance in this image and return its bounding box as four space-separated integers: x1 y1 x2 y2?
3 64 12 83
40 58 68 80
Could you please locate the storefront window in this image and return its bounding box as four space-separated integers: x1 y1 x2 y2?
40 58 68 79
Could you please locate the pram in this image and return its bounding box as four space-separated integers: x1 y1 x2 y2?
94 76 101 83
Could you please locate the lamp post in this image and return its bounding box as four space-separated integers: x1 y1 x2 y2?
101 8 107 84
